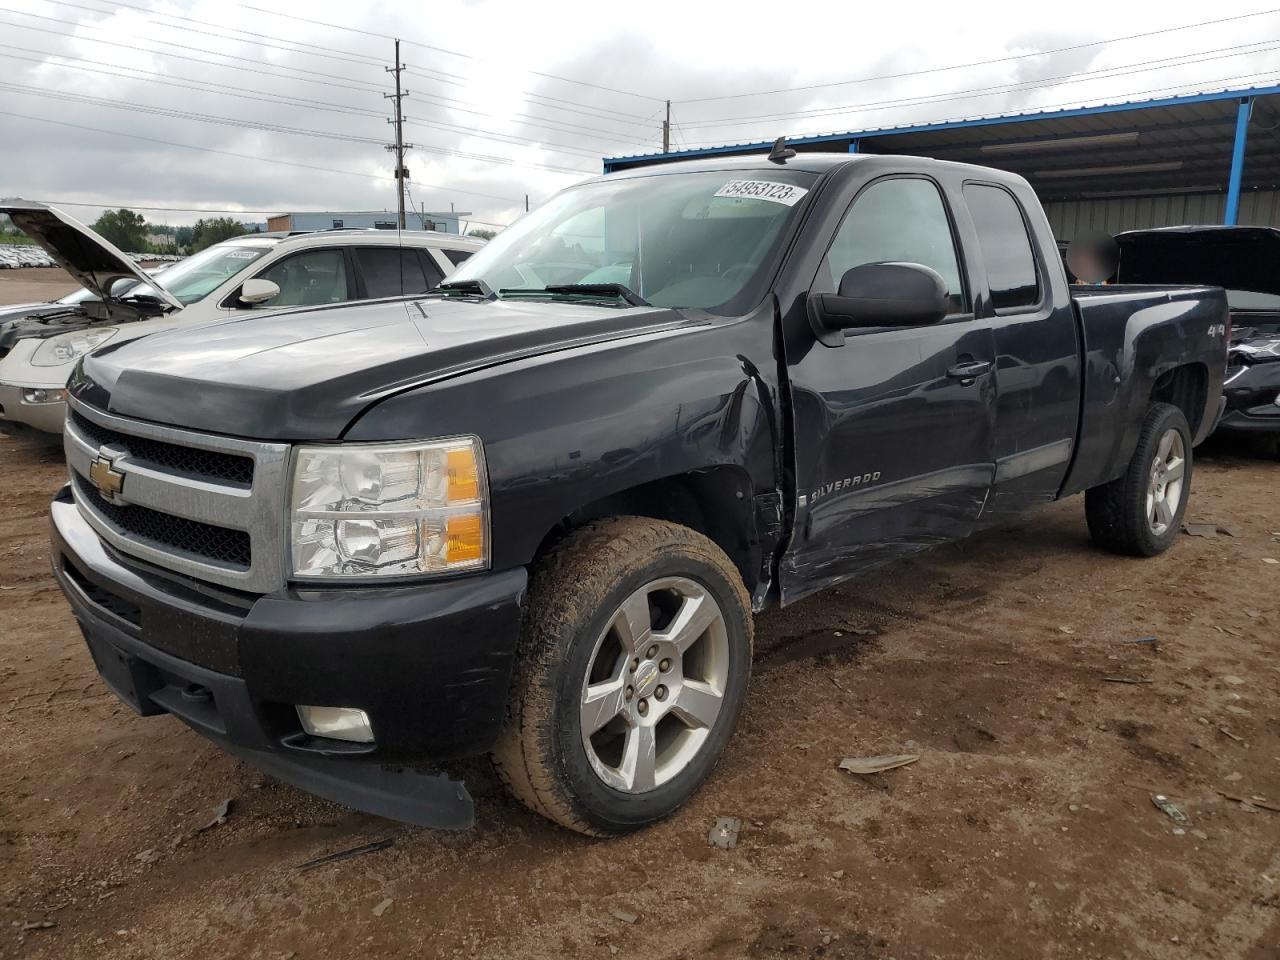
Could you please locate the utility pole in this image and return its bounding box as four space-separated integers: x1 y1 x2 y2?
384 39 413 229
662 99 671 153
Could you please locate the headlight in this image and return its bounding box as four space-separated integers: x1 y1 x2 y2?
289 438 489 579
30 328 118 366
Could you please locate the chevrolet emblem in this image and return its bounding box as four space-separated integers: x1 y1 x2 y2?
88 455 126 502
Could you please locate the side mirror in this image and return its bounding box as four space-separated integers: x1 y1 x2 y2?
239 278 280 306
809 262 950 345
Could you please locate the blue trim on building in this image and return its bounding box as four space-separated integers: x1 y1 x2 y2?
1224 98 1252 226
601 83 1280 172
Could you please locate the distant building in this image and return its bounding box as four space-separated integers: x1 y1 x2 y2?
266 211 468 234
146 232 176 249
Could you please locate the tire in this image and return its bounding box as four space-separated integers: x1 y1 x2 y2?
1085 402 1193 556
492 517 753 836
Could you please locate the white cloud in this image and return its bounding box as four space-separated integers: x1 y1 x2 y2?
1 0 1277 228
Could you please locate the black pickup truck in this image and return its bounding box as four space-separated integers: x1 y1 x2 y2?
51 152 1227 836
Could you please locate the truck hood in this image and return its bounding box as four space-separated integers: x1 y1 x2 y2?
1114 226 1280 296
0 199 184 312
74 296 695 439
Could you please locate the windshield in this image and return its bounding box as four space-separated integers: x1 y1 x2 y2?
148 243 272 306
448 170 817 312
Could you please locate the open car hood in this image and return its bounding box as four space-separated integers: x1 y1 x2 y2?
1114 226 1280 297
0 199 183 311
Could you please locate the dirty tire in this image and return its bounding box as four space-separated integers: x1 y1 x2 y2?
1085 402 1192 556
492 517 753 837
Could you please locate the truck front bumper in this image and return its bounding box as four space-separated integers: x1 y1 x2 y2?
0 382 66 434
51 488 527 829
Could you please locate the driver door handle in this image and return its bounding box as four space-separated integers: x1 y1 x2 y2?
946 360 992 385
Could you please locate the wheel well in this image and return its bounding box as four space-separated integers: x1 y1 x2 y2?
1151 363 1207 437
533 467 758 589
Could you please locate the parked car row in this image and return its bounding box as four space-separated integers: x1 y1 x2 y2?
16 150 1232 837
0 243 184 269
0 200 483 435
0 243 58 268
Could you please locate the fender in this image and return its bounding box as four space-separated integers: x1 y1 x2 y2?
346 303 786 584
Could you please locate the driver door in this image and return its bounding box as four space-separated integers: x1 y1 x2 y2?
780 175 997 603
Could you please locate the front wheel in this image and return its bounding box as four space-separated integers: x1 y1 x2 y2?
1085 402 1192 556
492 517 753 836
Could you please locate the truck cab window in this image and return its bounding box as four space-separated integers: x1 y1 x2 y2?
822 178 966 313
254 249 348 307
963 184 1040 310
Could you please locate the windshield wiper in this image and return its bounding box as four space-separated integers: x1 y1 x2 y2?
542 283 650 306
432 278 496 300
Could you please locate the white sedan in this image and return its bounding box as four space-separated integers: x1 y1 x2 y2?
0 200 483 435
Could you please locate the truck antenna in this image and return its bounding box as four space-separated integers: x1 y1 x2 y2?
767 136 797 164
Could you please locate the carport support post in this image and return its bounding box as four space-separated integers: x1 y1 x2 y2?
1224 97 1251 225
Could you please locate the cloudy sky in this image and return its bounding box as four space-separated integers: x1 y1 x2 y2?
2 0 1279 230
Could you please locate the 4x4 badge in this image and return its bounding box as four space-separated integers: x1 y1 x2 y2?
88 454 125 503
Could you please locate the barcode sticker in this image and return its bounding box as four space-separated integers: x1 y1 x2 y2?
713 180 809 206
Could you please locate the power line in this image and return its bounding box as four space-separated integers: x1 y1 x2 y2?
394 86 656 146
402 119 629 159
0 82 599 174
0 16 384 95
0 81 385 144
29 196 513 228
227 2 665 103
41 0 389 66
0 10 389 90
676 6 1280 104
19 0 388 70
0 10 654 143
0 110 532 204
0 49 386 120
0 49 637 160
672 70 1280 154
683 37 1280 131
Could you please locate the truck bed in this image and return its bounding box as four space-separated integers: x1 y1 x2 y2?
1061 283 1228 496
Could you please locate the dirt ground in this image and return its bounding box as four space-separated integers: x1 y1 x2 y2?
0 267 78 304
1 270 1278 960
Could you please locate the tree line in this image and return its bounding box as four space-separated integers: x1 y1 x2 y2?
87 210 257 254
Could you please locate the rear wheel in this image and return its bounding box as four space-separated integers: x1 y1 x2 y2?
1085 402 1192 556
492 517 752 836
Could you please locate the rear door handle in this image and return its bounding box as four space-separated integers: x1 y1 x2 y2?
947 360 992 385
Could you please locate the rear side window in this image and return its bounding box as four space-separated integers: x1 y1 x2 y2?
442 248 472 266
355 247 438 297
964 184 1040 311
824 177 966 313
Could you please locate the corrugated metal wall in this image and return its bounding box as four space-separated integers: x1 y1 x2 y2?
1044 190 1280 240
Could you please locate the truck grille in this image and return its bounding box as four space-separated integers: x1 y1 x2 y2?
69 410 254 486
65 399 291 593
72 473 251 568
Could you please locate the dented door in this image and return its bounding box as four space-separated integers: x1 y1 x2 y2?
779 175 997 604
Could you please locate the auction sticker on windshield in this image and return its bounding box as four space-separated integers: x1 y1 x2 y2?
714 180 809 206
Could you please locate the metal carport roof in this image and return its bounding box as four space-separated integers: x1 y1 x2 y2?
603 85 1280 225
